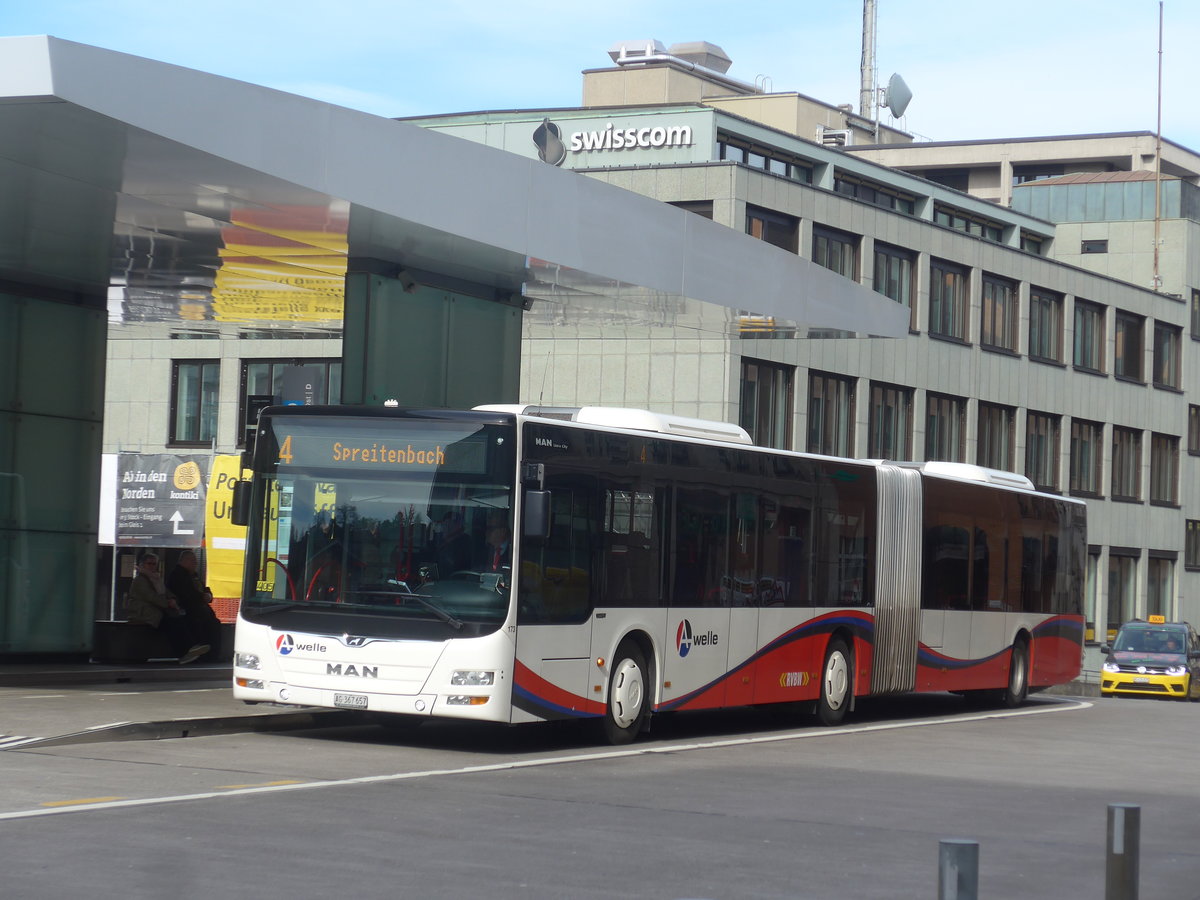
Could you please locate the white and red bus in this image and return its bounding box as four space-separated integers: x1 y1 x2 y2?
231 404 1086 743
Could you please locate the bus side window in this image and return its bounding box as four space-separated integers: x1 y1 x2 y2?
519 474 594 624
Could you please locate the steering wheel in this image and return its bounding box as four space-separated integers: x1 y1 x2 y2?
305 564 342 604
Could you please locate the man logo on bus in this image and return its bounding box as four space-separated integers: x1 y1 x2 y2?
276 634 295 655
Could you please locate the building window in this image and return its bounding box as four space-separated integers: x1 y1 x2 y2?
833 173 916 215
873 243 916 330
1081 240 1108 254
1025 411 1061 491
812 226 859 280
1086 548 1101 643
1153 322 1181 389
868 382 913 460
1111 426 1142 502
170 360 219 446
980 275 1018 353
1147 556 1175 619
1073 300 1105 373
807 371 856 456
1020 232 1045 255
1190 405 1200 455
933 204 1005 243
1114 311 1144 382
1028 288 1063 363
930 259 968 341
669 200 714 219
1186 520 1200 569
740 359 794 450
1150 433 1179 505
239 360 342 445
1192 289 1200 340
746 205 799 252
1108 552 1139 633
1069 419 1104 496
719 136 812 183
977 402 1015 471
925 392 966 462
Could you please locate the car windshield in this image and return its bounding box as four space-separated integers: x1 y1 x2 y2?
1113 627 1186 654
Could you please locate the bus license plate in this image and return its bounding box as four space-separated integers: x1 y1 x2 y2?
334 693 368 709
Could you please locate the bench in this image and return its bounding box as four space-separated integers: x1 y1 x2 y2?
92 621 234 663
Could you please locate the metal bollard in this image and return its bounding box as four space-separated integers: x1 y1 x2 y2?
1106 803 1140 900
938 838 979 900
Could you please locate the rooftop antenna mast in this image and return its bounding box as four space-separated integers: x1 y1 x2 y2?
861 1 912 143
1153 0 1164 291
860 0 878 123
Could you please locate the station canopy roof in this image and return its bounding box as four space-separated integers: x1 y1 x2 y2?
0 36 908 339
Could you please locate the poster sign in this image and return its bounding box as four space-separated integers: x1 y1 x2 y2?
116 453 210 547
204 454 248 602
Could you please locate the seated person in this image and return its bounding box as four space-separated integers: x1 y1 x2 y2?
483 525 511 573
126 553 210 664
166 550 223 662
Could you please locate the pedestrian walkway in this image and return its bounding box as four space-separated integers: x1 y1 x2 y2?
0 661 361 750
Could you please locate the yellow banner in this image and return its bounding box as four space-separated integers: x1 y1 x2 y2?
205 455 248 603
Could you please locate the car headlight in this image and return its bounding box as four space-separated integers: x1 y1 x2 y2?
451 670 495 686
1165 665 1187 676
1102 661 1120 673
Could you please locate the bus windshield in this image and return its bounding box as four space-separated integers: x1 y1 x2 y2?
240 414 516 638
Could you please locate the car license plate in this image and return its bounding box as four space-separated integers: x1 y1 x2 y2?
1133 677 1149 684
334 692 368 709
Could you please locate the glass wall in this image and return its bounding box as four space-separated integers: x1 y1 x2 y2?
0 293 106 654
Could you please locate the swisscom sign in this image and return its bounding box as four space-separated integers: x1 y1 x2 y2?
533 116 696 167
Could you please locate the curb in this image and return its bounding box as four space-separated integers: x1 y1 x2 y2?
0 665 232 688
1 709 372 751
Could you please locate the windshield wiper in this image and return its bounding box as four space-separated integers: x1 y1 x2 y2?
253 602 301 614
383 580 464 630
406 593 465 631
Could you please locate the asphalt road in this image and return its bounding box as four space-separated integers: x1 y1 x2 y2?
3 692 1198 899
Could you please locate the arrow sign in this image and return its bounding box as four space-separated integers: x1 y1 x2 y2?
170 510 195 535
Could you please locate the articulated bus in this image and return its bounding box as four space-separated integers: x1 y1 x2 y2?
231 404 1086 743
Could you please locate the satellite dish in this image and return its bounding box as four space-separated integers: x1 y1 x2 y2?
882 73 913 118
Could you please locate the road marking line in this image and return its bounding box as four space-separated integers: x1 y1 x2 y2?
40 796 127 808
215 780 306 789
0 699 1091 822
17 694 67 700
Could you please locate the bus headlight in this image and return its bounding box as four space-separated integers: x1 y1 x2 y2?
236 677 265 689
446 695 490 706
451 670 495 686
235 652 262 670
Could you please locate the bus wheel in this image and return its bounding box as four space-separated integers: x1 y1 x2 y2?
817 638 852 726
601 642 649 745
1001 640 1029 708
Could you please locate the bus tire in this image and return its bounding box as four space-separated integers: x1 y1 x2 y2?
1001 640 1029 708
601 641 649 745
817 638 852 726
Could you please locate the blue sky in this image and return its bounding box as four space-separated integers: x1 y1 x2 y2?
5 1 1198 148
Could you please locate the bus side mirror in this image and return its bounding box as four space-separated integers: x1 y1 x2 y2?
230 480 252 527
523 489 551 540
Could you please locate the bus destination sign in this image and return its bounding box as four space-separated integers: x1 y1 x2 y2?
270 420 490 475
